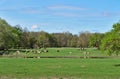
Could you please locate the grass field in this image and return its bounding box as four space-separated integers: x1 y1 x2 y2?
4 48 108 58
0 48 120 79
0 58 120 79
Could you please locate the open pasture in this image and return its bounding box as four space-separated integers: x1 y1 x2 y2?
3 48 109 58
0 58 120 79
0 48 120 79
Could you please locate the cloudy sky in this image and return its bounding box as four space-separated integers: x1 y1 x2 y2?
0 0 120 34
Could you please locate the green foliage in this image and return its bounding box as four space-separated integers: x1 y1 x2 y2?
70 35 78 47
78 32 92 50
12 25 23 48
0 18 18 50
89 33 104 49
100 22 120 55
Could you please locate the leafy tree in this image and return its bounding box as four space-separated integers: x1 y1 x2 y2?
53 33 64 47
89 33 104 49
70 35 78 47
20 31 30 48
12 25 23 48
48 34 57 47
100 22 120 56
0 18 17 50
78 31 91 50
38 31 50 48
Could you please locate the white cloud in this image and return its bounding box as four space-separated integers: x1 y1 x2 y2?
48 5 87 10
31 24 38 29
53 12 79 17
0 7 45 14
52 11 120 18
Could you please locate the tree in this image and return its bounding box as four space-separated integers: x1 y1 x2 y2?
70 35 78 47
89 33 104 49
38 31 50 48
12 25 23 48
48 34 57 47
78 31 91 50
0 18 17 50
64 32 73 47
100 22 120 56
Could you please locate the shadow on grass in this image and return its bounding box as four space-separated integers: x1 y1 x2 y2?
114 64 120 67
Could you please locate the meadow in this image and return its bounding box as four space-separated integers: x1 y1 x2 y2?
4 48 108 58
0 48 120 79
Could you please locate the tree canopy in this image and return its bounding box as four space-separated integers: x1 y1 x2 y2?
0 18 18 50
100 22 120 55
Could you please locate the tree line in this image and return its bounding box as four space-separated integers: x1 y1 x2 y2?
0 18 120 55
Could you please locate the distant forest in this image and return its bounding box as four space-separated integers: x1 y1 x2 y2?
0 18 120 55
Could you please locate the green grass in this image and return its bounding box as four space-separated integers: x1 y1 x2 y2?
0 48 120 79
39 48 104 56
0 58 120 79
6 48 108 57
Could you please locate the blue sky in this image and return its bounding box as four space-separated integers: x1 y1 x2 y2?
0 0 120 34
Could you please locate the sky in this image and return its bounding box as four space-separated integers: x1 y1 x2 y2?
0 0 120 34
